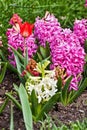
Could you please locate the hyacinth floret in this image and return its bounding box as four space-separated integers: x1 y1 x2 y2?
50 29 85 90
34 13 86 90
34 12 62 47
73 19 87 46
26 69 57 103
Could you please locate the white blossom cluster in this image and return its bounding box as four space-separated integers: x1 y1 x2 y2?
26 70 57 103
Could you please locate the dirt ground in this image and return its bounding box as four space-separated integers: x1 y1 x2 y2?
0 71 87 130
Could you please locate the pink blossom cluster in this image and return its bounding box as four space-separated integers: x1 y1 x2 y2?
50 29 85 90
6 28 37 66
34 13 62 47
73 19 87 46
34 15 86 90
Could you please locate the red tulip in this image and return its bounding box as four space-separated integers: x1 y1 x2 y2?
20 22 34 38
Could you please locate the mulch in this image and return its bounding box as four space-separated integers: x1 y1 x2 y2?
0 71 87 130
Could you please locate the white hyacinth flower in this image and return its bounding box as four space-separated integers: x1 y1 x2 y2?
26 69 58 103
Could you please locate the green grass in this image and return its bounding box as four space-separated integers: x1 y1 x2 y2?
0 0 87 44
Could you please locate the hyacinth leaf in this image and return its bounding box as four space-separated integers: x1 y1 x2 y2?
66 90 75 105
0 62 7 83
83 63 87 78
84 39 87 53
0 97 9 114
85 54 87 62
18 84 33 130
36 92 61 121
37 52 43 61
0 49 6 61
40 46 47 59
30 89 38 118
46 42 50 56
41 60 50 70
61 76 72 105
5 92 22 111
8 45 24 62
10 102 14 130
69 78 87 104
39 42 50 59
36 60 50 75
57 77 62 91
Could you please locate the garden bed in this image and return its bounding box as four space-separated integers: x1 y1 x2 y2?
0 1 87 129
0 71 87 130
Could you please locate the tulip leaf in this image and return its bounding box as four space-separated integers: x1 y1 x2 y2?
8 45 24 62
18 84 33 130
14 52 22 75
10 102 14 130
7 62 18 74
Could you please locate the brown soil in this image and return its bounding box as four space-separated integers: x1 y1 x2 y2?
0 71 87 130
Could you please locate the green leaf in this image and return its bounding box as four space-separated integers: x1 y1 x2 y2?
39 42 50 59
5 93 22 111
40 46 47 59
36 92 61 121
0 98 9 114
83 63 87 78
57 77 62 91
8 45 24 62
66 90 74 104
24 47 28 68
69 78 87 104
0 62 7 83
41 59 50 70
13 83 19 92
0 49 6 61
85 54 87 62
31 89 38 117
18 84 33 130
37 52 43 61
61 76 72 105
7 62 18 74
52 124 58 130
14 52 22 75
84 39 87 53
10 102 14 130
